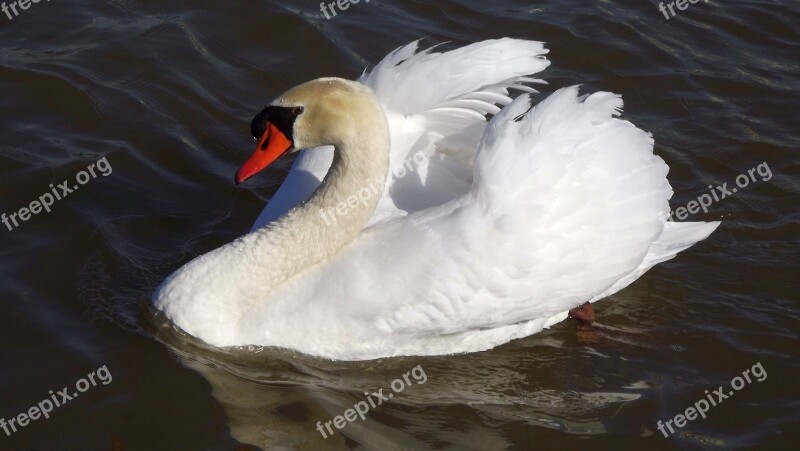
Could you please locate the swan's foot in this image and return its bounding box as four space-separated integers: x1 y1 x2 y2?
568 302 595 323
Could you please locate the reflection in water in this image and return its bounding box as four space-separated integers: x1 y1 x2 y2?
144 302 652 450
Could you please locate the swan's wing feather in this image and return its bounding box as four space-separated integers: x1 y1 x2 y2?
359 39 550 224
358 39 549 115
378 87 715 335
360 39 549 170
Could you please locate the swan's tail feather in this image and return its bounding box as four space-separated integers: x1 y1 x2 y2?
642 220 721 267
589 220 721 302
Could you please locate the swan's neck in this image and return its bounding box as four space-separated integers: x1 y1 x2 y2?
239 118 390 303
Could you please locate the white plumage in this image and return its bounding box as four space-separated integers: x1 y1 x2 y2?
153 39 719 361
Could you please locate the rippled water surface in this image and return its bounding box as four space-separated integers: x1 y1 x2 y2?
1 0 798 449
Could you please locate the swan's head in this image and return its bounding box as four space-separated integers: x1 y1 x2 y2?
236 77 385 184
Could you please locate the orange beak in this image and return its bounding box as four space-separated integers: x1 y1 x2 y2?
235 123 293 184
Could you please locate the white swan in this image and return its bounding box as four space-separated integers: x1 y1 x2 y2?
153 39 719 361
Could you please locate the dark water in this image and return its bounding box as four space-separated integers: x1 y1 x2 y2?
1 0 798 449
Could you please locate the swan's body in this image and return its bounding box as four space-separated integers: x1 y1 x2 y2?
153 39 719 361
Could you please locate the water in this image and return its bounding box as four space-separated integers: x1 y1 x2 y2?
1 0 798 449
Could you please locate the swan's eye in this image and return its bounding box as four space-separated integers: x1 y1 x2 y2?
250 105 304 141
